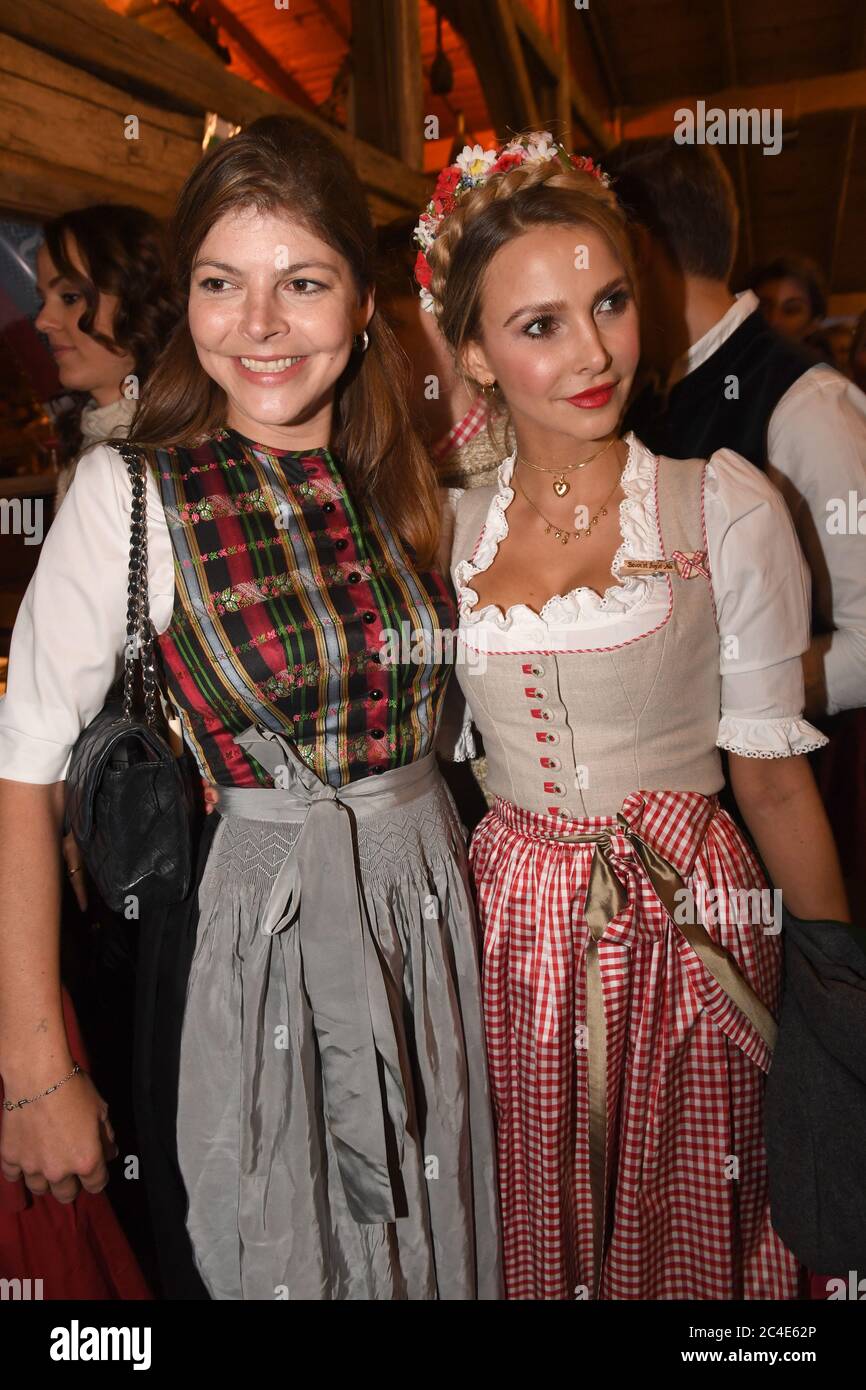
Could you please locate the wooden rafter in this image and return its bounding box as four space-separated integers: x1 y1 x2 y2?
721 0 753 269
580 0 622 110
311 0 350 46
622 69 866 135
828 10 866 287
0 0 431 211
436 0 540 137
349 0 423 169
508 0 611 148
196 0 318 113
555 0 571 151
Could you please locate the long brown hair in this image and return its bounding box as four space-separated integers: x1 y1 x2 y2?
42 204 178 463
130 115 439 566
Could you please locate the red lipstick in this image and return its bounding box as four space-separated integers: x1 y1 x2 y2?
567 382 616 409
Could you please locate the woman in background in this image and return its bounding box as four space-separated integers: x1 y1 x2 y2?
0 204 176 1299
37 205 177 513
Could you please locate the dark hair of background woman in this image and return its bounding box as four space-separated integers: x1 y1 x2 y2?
42 204 179 464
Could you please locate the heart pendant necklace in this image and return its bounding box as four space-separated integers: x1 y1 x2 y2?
519 434 617 498
516 461 625 545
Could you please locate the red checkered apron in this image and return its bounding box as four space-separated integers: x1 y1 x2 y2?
470 787 802 1300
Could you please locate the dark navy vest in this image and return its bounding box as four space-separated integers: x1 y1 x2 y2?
626 307 818 468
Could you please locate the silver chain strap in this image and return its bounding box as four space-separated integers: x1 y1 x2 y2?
117 445 157 727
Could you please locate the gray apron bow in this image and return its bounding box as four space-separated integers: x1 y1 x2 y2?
218 725 426 1225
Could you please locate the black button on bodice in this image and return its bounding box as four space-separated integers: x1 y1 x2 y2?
334 538 348 551
369 690 383 701
348 571 361 584
370 728 385 740
362 611 376 623
322 502 335 513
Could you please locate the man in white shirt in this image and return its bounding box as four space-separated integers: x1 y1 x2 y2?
606 137 866 719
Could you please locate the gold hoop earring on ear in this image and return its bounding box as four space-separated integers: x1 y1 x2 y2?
479 379 496 396
354 330 370 353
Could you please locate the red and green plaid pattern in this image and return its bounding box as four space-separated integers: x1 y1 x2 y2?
151 427 455 788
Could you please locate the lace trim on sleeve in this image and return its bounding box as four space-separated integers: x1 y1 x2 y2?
716 714 829 759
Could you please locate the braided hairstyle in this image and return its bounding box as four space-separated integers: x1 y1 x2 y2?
424 158 637 429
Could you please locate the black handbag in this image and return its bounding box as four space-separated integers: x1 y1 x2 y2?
64 444 195 914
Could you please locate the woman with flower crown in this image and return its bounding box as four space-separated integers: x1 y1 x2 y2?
418 132 850 1300
0 116 502 1301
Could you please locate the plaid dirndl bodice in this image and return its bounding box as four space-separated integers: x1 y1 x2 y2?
151 427 455 788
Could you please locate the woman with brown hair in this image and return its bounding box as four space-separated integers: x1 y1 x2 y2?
0 116 501 1300
421 133 849 1300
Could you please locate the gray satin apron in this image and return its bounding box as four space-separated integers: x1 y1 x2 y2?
175 725 503 1300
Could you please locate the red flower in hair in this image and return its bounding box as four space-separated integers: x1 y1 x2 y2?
435 165 461 197
490 150 526 175
414 249 432 289
431 191 457 219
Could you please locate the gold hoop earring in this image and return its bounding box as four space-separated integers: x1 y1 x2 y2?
479 379 496 396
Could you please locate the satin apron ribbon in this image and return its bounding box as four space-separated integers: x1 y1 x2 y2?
553 812 778 1298
215 725 439 1225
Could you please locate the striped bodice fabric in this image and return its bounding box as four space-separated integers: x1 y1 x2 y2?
151 427 455 788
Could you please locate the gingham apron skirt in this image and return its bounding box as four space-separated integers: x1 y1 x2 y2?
175 728 502 1300
470 786 801 1301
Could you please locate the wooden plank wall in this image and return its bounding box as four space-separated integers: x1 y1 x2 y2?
0 0 432 224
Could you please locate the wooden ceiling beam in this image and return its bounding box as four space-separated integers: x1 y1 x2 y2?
311 0 350 47
349 0 423 169
721 0 753 270
195 0 318 113
508 1 612 148
0 0 430 210
828 11 866 288
555 0 571 151
436 0 540 136
514 0 610 148
0 29 201 218
622 69 866 135
580 1 622 110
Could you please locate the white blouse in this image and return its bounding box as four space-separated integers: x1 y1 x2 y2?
0 436 829 784
0 444 174 783
442 433 828 762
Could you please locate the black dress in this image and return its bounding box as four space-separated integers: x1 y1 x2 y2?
131 811 219 1300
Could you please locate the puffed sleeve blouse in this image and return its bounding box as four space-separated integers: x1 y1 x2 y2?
442 433 828 762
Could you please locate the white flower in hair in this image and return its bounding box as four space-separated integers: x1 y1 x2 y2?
419 287 436 315
523 131 557 162
413 214 436 252
455 144 498 181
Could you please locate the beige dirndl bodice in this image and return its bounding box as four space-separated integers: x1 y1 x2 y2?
450 453 725 820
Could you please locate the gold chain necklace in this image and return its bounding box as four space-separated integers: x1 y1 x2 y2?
517 434 617 498
516 460 624 545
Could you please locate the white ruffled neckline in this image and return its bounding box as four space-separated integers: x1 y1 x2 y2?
455 431 664 631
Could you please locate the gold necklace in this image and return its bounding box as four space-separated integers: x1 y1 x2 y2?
516 460 624 545
518 434 617 498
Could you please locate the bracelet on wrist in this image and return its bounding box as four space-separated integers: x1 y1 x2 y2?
2 1062 82 1112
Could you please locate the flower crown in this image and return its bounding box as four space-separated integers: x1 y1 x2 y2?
412 130 611 314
